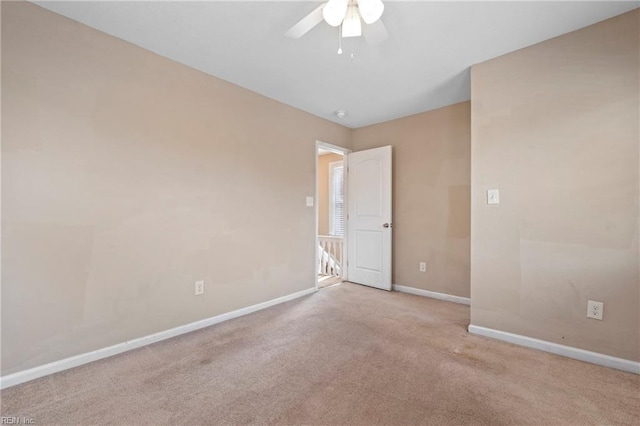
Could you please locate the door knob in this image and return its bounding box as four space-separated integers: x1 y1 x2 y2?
383 223 392 228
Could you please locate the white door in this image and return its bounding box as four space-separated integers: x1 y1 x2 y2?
347 146 392 291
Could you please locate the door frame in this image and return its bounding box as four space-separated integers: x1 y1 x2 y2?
315 140 352 291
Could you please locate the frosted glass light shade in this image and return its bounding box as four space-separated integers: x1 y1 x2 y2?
342 4 362 37
357 0 384 24
323 0 349 27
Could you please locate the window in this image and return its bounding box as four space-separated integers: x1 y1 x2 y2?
329 161 345 236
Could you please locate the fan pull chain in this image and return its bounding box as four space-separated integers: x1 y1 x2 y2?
337 25 343 55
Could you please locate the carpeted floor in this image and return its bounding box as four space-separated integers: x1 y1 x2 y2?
1 283 639 425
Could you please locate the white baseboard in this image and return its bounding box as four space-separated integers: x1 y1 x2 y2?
0 287 317 389
468 324 640 375
393 284 470 305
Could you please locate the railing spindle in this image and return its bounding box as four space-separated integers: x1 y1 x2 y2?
318 235 344 278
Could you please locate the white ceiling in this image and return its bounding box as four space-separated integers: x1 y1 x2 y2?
34 1 639 128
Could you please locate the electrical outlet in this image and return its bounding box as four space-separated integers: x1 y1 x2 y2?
419 262 426 272
587 300 603 320
195 280 205 296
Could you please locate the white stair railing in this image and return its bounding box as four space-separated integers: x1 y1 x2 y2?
318 235 343 277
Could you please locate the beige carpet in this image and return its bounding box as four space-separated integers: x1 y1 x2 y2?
1 283 638 425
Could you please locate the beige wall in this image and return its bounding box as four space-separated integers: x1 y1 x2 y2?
4 0 636 378
470 10 639 361
1 2 351 375
352 102 471 298
317 153 343 236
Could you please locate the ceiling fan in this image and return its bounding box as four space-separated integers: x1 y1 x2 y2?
285 0 389 47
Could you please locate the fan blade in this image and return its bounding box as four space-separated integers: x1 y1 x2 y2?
364 19 389 44
285 4 325 39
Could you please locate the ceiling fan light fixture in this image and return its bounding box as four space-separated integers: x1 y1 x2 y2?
357 0 384 25
341 4 362 38
323 0 348 27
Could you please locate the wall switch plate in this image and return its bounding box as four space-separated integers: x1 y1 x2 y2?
487 189 500 205
195 280 205 296
306 196 314 207
587 300 603 320
419 262 426 272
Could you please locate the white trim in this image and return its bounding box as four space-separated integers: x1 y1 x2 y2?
0 287 316 389
315 144 320 291
316 140 351 156
342 152 349 282
394 284 471 305
468 325 640 375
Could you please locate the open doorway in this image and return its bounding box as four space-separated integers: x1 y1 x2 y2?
316 141 350 290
